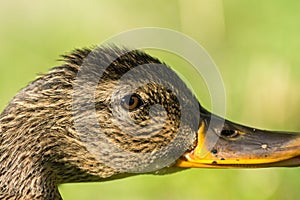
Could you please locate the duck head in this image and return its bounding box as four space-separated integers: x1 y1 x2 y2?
0 46 299 199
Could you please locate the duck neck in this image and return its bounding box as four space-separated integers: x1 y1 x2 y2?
0 81 67 199
0 61 120 199
0 129 62 200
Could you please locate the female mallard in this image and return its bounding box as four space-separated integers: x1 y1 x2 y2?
0 46 299 200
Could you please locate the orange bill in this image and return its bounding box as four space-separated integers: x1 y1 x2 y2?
176 111 300 168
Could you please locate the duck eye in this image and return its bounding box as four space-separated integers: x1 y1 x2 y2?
121 94 144 111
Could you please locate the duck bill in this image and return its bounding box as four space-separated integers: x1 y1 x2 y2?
176 112 300 168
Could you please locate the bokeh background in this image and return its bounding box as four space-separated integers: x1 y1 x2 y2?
1 0 300 199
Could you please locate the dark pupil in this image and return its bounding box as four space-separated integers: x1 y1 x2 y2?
121 94 144 111
127 96 135 106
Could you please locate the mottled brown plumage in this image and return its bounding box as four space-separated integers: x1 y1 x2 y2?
2 46 300 200
0 46 199 199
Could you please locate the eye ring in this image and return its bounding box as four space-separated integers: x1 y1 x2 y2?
121 94 144 111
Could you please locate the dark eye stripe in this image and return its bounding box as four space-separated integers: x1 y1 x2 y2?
121 94 144 111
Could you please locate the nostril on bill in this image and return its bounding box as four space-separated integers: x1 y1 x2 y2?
220 129 239 138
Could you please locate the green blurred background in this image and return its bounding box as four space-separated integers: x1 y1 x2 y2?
1 0 300 199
